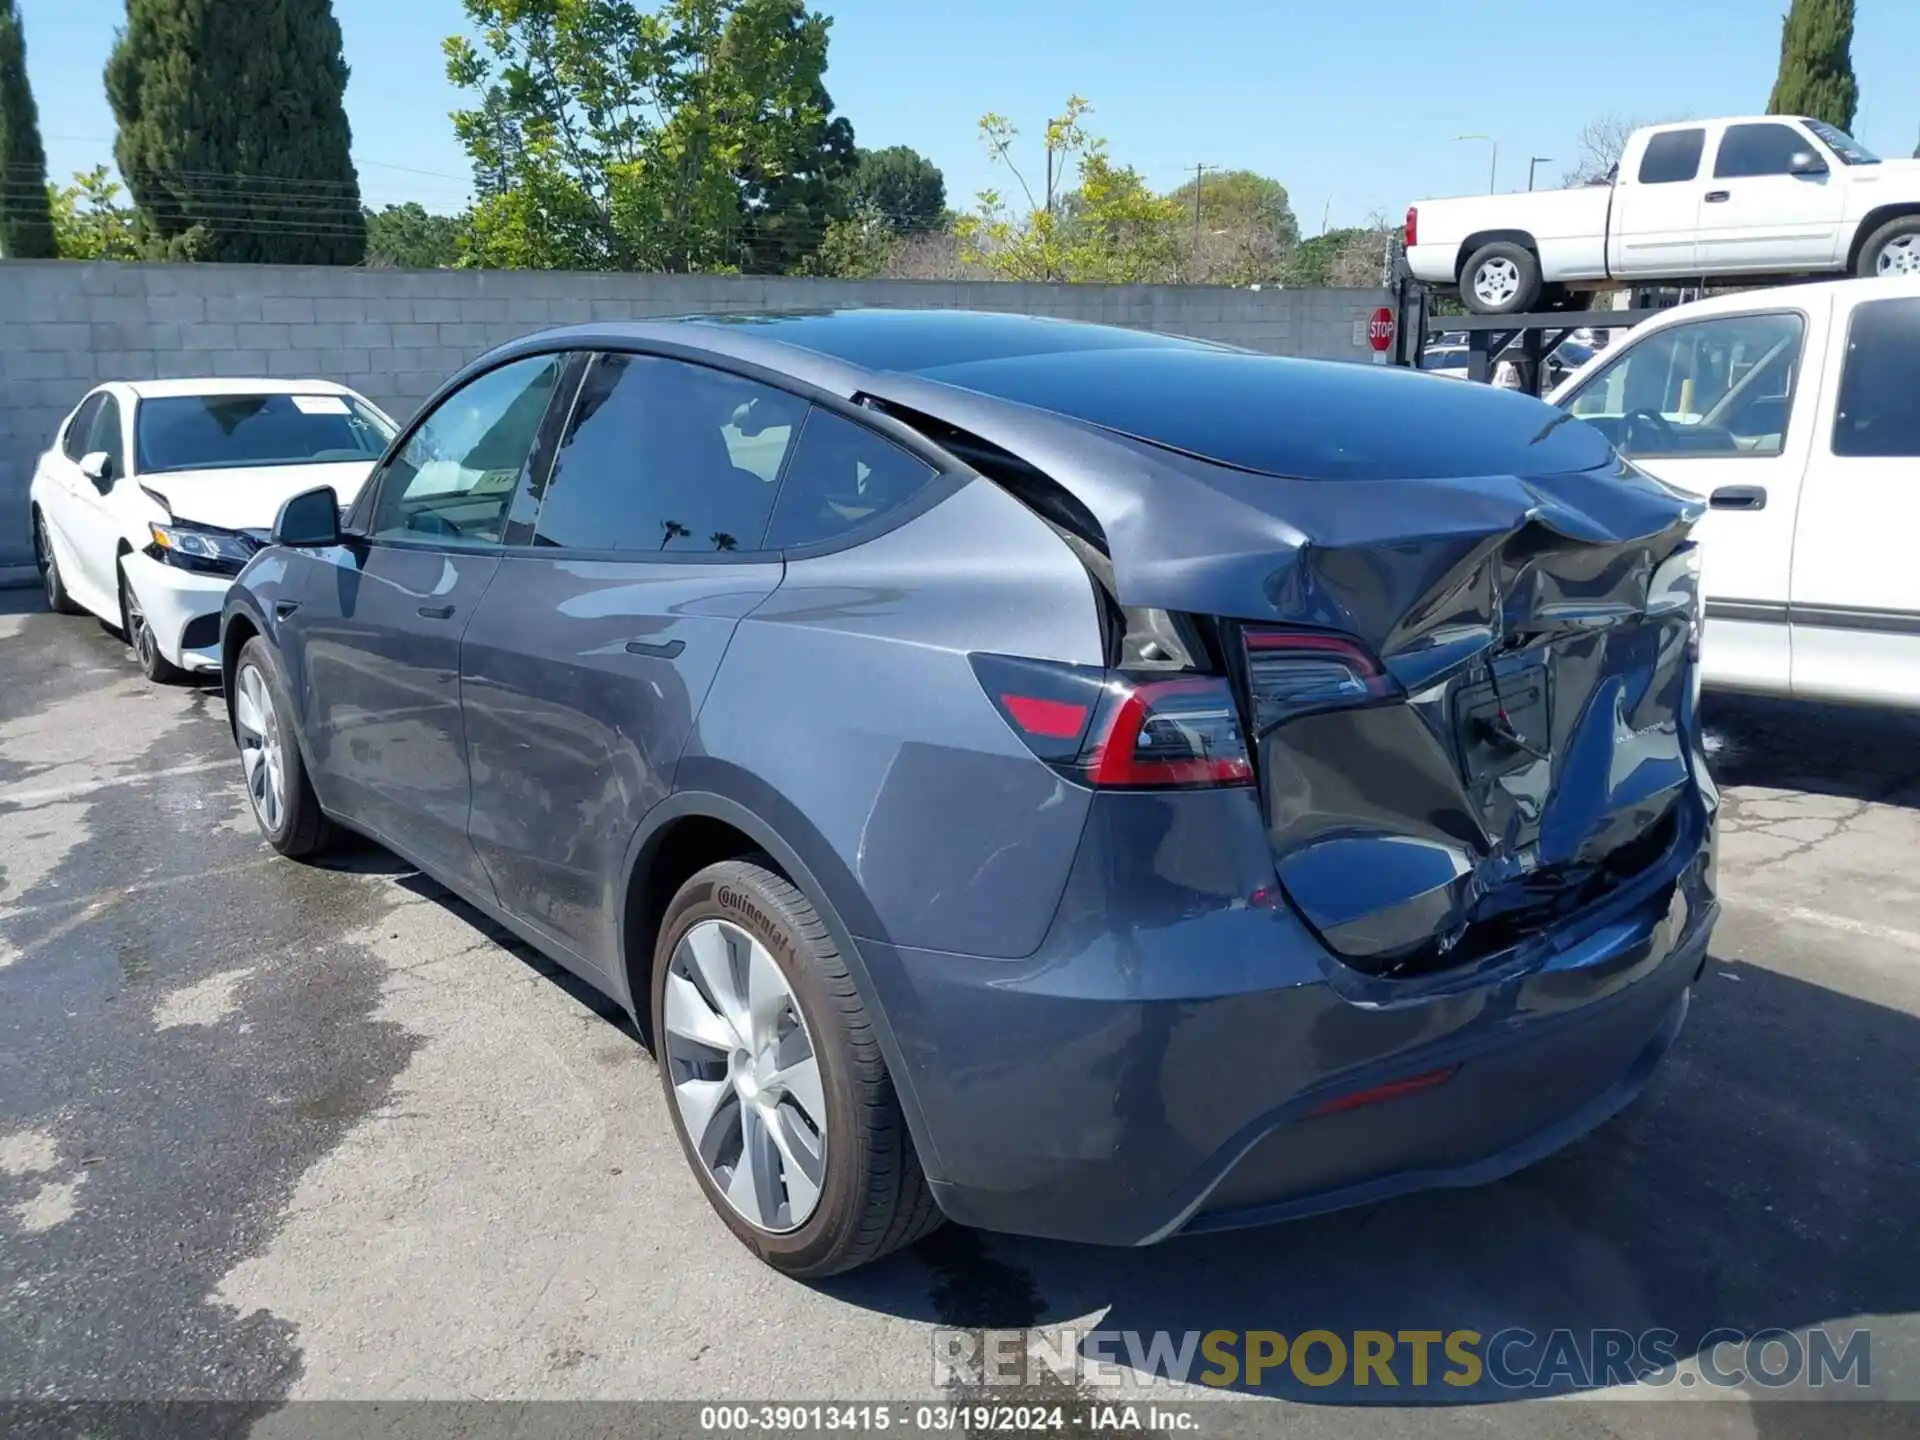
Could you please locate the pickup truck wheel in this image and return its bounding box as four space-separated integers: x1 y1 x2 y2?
1857 216 1920 277
1461 242 1542 315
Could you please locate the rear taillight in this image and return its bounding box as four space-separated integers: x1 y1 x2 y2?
971 654 1252 790
1242 627 1394 732
1405 205 1418 249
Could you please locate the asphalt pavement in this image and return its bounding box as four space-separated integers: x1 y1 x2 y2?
1 583 1915 1439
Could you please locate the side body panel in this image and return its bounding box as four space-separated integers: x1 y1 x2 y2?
461 554 784 973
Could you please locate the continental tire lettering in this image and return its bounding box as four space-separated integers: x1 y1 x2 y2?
716 885 794 962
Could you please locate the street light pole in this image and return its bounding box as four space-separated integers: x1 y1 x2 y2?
1454 134 1498 192
1528 156 1552 190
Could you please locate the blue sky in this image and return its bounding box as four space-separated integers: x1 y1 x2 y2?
20 1 1920 229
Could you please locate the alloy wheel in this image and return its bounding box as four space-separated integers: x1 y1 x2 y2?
663 918 827 1233
1473 257 1521 308
1876 234 1920 276
36 515 56 610
125 586 159 674
233 664 286 834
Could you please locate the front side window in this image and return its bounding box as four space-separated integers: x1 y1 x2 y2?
87 396 126 479
1833 298 1920 458
1563 312 1803 459
368 355 563 546
64 394 105 462
1637 129 1706 185
534 354 807 554
766 408 940 549
1714 122 1814 179
135 393 394 475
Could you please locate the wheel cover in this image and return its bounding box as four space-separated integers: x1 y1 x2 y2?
1877 234 1920 276
1474 256 1521 306
233 664 287 834
663 917 827 1233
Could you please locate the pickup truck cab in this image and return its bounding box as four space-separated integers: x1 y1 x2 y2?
1408 117 1920 313
1547 276 1920 709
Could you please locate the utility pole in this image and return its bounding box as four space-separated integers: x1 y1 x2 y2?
1454 134 1498 192
1191 163 1211 248
1528 156 1552 190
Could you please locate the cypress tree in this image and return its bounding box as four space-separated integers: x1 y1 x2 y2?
106 0 365 264
1766 0 1858 133
0 0 57 259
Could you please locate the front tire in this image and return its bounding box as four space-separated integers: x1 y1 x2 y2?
233 636 333 858
1856 215 1920 278
1460 240 1543 314
33 510 81 616
119 567 185 683
652 859 943 1277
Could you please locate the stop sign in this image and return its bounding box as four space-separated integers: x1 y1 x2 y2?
1368 306 1396 353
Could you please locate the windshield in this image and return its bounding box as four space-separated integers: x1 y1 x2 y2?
1804 120 1879 165
135 393 395 475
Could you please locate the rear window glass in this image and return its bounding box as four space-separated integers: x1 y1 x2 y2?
136 394 394 475
1638 129 1705 184
917 348 1613 481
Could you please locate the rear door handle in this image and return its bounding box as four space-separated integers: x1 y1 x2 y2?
624 638 685 659
418 603 456 619
1704 190 1731 203
1709 485 1767 511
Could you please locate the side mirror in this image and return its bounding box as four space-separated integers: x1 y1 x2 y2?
1789 150 1828 176
272 486 342 548
79 451 115 489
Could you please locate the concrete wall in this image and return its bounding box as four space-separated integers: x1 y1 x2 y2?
0 260 1391 567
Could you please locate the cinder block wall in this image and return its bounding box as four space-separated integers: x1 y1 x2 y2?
0 261 1390 567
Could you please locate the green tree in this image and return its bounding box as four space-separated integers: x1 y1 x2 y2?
1164 168 1297 284
1767 0 1857 132
48 165 140 260
959 97 1183 284
793 204 898 277
0 0 56 259
445 0 856 273
849 145 946 232
106 0 365 264
364 202 469 268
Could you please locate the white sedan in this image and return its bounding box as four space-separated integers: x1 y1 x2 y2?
28 378 397 681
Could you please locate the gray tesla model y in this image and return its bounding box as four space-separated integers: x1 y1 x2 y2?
222 310 1718 1276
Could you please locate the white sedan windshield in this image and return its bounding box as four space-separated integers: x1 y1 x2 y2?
135 394 395 475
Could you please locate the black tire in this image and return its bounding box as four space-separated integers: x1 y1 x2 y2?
119 566 185 684
1460 240 1543 315
652 858 943 1277
1855 214 1920 279
32 509 82 616
233 636 334 858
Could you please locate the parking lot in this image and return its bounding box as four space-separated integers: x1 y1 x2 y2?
1 581 1916 1435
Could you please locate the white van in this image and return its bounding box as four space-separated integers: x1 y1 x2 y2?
1548 276 1920 709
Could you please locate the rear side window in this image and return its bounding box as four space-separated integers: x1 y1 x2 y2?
64 394 105 461
1714 123 1811 178
1833 298 1920 458
534 354 808 554
1638 129 1706 184
1564 312 1802 458
766 409 939 549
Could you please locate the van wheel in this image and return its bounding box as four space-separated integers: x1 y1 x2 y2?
652 859 944 1277
1857 215 1920 277
1461 241 1543 314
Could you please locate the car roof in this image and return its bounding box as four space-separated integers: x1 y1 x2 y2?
119 377 361 400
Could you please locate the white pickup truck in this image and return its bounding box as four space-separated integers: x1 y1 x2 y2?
1546 275 1920 710
1407 116 1920 314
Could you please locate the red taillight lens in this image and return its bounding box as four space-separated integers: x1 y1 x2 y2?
1405 205 1418 248
1308 1065 1456 1118
1242 627 1393 732
971 654 1253 790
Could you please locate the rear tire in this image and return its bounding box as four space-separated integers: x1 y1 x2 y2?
32 510 81 616
652 858 943 1277
1460 241 1543 315
119 567 185 684
1856 215 1920 278
233 636 333 858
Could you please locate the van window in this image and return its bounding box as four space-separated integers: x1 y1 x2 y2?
1833 298 1920 458
1637 129 1706 185
1562 313 1803 459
